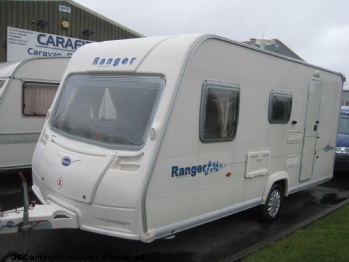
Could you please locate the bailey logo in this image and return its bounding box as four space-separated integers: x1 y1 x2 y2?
57 152 81 166
62 157 71 166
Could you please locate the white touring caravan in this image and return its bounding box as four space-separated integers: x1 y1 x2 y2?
0 34 344 242
0 57 69 172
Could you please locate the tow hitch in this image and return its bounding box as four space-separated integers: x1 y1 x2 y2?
0 172 79 261
0 172 79 234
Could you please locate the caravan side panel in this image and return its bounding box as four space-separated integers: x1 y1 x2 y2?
0 58 69 171
145 37 342 237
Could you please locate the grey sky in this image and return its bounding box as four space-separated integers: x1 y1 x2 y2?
74 0 349 82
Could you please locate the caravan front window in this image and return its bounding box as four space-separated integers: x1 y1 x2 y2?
51 75 164 150
200 80 239 142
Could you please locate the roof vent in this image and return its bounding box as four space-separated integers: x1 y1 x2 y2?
254 38 275 50
313 70 320 77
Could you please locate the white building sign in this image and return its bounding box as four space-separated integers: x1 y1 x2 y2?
7 27 93 62
59 5 71 13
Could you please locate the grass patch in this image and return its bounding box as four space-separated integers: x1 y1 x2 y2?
243 203 349 262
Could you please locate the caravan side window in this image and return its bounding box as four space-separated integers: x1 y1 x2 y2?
200 80 239 142
23 82 59 116
268 90 292 123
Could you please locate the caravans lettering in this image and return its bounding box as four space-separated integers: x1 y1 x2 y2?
171 161 227 178
92 57 137 67
28 48 68 57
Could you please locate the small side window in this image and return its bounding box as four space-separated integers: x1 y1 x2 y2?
200 80 239 142
23 82 59 116
268 90 292 123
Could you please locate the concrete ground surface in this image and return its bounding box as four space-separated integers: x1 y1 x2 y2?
0 171 348 262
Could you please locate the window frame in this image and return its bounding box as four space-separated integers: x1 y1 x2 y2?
199 80 240 143
268 90 292 124
22 81 59 117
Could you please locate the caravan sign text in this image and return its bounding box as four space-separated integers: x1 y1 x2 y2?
7 27 93 61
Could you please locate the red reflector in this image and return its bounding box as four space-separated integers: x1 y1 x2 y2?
226 173 231 177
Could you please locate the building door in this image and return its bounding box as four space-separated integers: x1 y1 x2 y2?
300 79 322 181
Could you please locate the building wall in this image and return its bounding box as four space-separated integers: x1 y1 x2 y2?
0 0 143 62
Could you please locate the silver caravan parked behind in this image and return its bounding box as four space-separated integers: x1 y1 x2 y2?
0 34 345 243
0 57 70 172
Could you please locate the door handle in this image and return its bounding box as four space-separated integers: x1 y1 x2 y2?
314 120 320 131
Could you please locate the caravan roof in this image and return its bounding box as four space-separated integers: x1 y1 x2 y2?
0 57 69 80
0 57 70 101
0 61 21 78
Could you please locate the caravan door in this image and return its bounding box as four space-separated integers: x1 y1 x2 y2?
300 79 322 181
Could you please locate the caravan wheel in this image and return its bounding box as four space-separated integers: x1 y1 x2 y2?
259 183 283 222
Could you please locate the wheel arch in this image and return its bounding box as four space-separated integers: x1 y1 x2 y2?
262 171 289 204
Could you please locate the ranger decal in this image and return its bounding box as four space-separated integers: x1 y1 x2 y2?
92 57 136 67
171 161 226 178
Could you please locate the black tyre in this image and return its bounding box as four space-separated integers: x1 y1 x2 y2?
258 183 283 222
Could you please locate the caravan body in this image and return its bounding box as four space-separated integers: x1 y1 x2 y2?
0 57 69 172
23 34 343 242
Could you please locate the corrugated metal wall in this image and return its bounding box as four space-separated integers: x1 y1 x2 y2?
0 0 142 62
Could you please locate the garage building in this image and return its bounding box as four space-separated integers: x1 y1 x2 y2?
0 0 143 62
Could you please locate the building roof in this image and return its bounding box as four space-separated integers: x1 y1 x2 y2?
243 38 305 62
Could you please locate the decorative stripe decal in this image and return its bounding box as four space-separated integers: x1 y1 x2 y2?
0 133 40 144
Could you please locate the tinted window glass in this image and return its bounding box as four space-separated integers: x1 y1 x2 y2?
200 81 239 142
268 90 292 123
51 75 164 150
